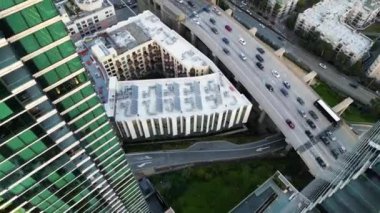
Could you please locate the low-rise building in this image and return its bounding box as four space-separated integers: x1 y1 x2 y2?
81 11 252 141
55 0 117 41
250 0 298 18
295 0 374 63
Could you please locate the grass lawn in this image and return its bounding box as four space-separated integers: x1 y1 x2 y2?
312 82 344 106
363 23 380 33
342 105 378 123
150 152 312 213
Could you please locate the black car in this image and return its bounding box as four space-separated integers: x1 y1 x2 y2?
309 110 318 120
316 157 326 168
187 0 194 7
280 88 288 97
257 47 265 54
320 135 330 145
306 119 316 129
331 149 339 159
203 7 210 12
349 82 358 88
283 81 290 89
223 48 230 54
296 97 305 105
209 18 216 24
222 37 229 45
211 27 218 34
255 54 264 62
265 83 273 92
256 62 264 70
305 130 313 139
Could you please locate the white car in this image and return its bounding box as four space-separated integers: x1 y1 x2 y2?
259 23 265 29
177 0 183 3
319 63 327 69
272 70 280 78
239 38 246 45
192 18 200 25
192 11 199 18
239 53 247 61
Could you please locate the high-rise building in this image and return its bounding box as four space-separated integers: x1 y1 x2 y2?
0 0 148 212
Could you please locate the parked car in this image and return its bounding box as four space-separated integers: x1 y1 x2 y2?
297 97 305 105
280 88 288 97
265 83 274 92
257 47 265 54
283 81 290 89
286 119 295 129
256 62 264 70
255 54 264 62
309 110 319 120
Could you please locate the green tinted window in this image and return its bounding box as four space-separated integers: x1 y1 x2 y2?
0 102 13 119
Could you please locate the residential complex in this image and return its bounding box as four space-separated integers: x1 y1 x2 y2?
0 0 147 212
367 54 380 81
55 0 117 41
344 0 380 29
295 0 375 63
82 10 252 140
249 0 299 18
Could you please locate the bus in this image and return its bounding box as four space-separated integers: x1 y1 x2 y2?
314 99 341 125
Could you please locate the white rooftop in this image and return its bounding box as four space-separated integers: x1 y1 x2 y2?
299 0 373 56
106 73 250 120
88 10 209 69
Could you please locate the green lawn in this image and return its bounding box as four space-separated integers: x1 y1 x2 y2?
312 82 344 106
150 152 312 213
363 23 380 33
342 105 377 123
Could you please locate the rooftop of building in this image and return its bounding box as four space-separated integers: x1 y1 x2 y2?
363 0 380 10
106 73 250 120
85 10 209 69
55 0 112 20
299 0 373 56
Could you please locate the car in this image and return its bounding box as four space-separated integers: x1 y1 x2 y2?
297 109 306 118
349 82 358 88
255 54 264 62
319 63 327 69
272 70 280 78
316 157 327 168
223 48 230 54
305 130 313 139
187 0 194 7
239 38 246 45
259 23 265 28
331 149 339 159
283 81 290 89
286 119 295 129
192 11 199 18
211 27 219 34
265 83 274 92
306 119 316 129
280 88 288 97
338 146 346 153
309 110 318 120
203 7 210 12
192 18 200 25
239 53 247 61
209 18 216 24
257 47 265 54
296 97 305 105
326 130 333 136
256 62 264 70
177 0 184 3
320 135 330 145
213 7 221 15
225 25 232 32
278 36 284 41
222 37 229 45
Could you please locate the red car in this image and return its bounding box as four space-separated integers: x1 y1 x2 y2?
286 119 295 129
225 25 232 32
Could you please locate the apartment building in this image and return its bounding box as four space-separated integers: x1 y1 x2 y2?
345 0 380 29
55 0 117 41
249 0 298 18
295 0 374 63
367 55 380 81
84 11 252 140
0 0 147 212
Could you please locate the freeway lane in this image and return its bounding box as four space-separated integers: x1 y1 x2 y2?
127 137 286 174
166 0 344 178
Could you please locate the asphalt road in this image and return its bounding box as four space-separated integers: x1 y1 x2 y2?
229 2 379 105
165 0 346 178
127 137 286 174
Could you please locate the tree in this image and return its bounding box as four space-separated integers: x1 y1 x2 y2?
370 99 380 119
285 14 298 30
218 0 229 10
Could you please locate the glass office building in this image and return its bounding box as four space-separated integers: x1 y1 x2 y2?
0 0 148 212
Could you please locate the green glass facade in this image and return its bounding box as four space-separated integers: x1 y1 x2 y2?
0 0 148 212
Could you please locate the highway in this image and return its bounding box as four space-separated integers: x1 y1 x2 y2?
164 0 346 178
229 2 379 105
127 137 286 175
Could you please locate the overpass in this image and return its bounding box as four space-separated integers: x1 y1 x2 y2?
137 0 358 179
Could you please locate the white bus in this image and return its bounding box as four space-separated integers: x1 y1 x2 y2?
314 99 341 125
